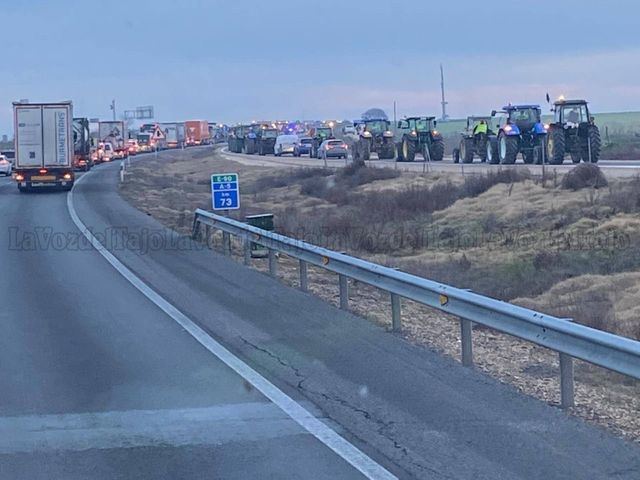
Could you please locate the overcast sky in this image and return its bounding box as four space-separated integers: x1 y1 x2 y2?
2 0 639 134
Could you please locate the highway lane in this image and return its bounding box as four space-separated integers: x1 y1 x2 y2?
0 167 379 479
220 147 640 177
60 153 640 478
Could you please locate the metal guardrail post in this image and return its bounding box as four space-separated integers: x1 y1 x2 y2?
191 218 201 240
339 274 349 310
222 231 231 256
299 260 308 292
205 224 211 248
391 293 401 332
268 249 278 276
560 352 575 409
460 319 474 367
243 238 251 265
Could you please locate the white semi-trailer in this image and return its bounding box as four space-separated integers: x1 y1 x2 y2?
13 101 75 192
99 120 128 159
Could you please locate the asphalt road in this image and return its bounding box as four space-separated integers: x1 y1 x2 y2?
1 153 639 479
221 147 640 177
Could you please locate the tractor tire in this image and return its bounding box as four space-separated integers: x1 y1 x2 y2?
396 142 404 162
452 148 460 164
498 133 518 164
486 137 499 164
430 137 445 161
523 150 535 164
570 152 581 164
402 138 416 162
478 140 488 162
547 126 566 165
581 125 601 163
461 138 474 163
361 141 370 161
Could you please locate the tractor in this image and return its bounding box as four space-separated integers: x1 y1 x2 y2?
492 105 548 164
257 126 278 155
353 118 396 161
453 116 497 164
395 116 444 162
309 126 334 158
243 124 262 155
546 98 601 164
227 125 245 153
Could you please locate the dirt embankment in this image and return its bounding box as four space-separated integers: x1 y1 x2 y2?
120 148 640 443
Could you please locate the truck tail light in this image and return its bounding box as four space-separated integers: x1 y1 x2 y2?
39 168 48 174
15 174 25 182
63 173 73 180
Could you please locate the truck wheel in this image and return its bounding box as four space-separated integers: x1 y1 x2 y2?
547 127 566 165
461 138 474 163
396 142 405 162
430 137 445 161
452 148 460 164
498 133 518 164
487 137 499 164
402 138 416 162
581 125 601 163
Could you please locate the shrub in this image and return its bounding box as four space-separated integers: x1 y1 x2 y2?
561 164 608 190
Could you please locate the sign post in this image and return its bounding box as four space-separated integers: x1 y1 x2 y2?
211 173 240 213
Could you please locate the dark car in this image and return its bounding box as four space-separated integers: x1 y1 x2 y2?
294 137 313 156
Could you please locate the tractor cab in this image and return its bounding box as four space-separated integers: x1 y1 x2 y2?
551 99 592 127
502 105 543 132
465 116 495 136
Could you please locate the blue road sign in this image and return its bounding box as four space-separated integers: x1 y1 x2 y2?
211 173 240 210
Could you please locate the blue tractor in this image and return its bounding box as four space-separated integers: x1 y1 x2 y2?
491 105 548 164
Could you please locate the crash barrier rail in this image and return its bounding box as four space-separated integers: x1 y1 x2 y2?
192 209 640 408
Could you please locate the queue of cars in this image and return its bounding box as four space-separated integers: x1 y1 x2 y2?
272 134 349 159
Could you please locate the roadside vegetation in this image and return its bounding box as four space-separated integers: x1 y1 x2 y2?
120 149 640 442
122 153 640 341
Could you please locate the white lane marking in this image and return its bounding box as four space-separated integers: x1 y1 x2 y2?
67 170 396 480
0 403 304 454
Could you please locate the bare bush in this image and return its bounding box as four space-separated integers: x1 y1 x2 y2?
561 164 608 190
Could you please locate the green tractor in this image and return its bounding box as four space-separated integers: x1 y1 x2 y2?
309 126 334 158
546 98 601 164
227 125 245 153
243 124 262 155
453 116 497 164
395 116 445 162
257 126 278 155
353 118 396 161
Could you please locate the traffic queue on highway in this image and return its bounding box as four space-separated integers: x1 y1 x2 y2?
6 100 227 193
226 96 602 166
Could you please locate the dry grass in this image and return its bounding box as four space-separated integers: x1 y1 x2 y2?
120 148 640 442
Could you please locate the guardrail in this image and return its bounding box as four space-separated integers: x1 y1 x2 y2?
192 208 640 408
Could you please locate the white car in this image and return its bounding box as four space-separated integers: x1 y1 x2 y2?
0 155 12 176
274 134 299 156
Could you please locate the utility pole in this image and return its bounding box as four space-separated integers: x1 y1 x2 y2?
110 99 116 121
440 64 448 121
393 101 397 125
